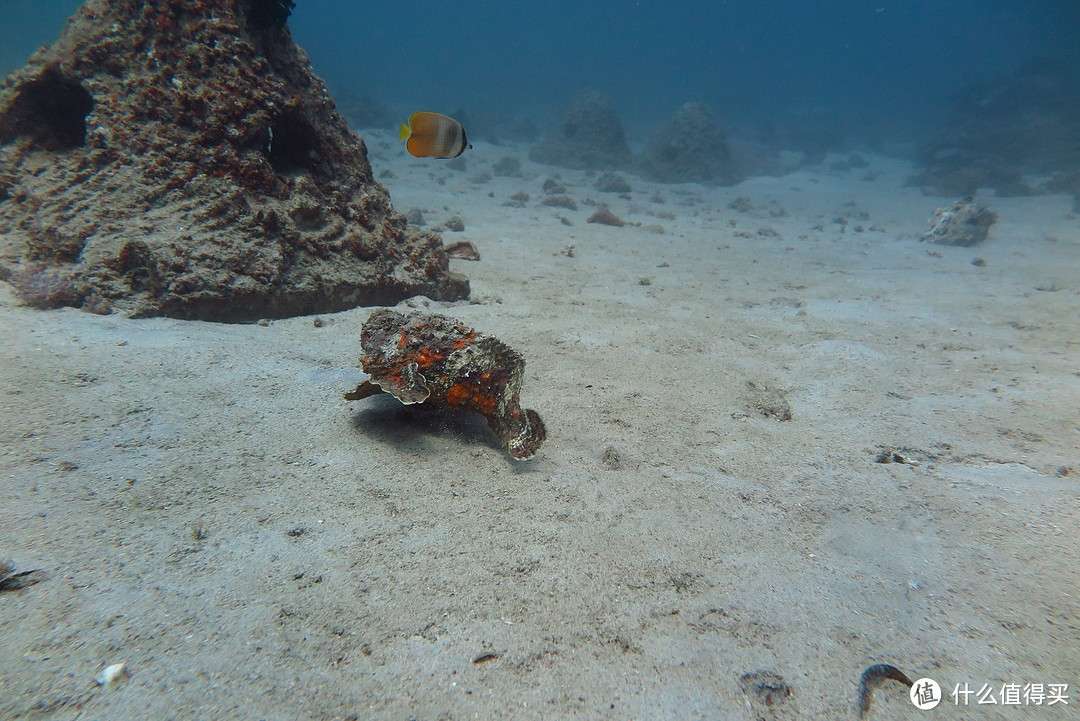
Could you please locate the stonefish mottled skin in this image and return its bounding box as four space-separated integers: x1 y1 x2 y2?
346 309 546 460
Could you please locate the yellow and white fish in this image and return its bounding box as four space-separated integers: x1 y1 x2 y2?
399 111 471 159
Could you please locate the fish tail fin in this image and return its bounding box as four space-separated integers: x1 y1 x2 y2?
399 123 411 141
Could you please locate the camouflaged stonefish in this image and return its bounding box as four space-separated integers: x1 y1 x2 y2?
346 309 546 460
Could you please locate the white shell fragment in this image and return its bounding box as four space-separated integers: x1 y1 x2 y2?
96 662 129 690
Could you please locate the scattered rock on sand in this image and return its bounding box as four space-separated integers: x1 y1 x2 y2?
595 172 632 193
437 216 466 232
921 197 999 246
587 209 625 227
728 196 755 213
543 178 567 195
542 195 578 210
492 156 522 177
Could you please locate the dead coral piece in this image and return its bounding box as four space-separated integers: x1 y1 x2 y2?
0 0 467 320
346 309 546 460
921 196 999 246
587 209 625 227
444 241 480 261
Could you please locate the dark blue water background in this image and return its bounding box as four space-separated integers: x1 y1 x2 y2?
3 1 1078 147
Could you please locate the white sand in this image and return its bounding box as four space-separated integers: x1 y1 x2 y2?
2 137 1078 720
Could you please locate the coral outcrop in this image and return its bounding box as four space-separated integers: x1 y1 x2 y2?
0 0 468 320
909 58 1080 200
637 102 741 185
528 91 631 171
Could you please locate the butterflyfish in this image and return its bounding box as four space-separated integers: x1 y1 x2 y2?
399 112 472 159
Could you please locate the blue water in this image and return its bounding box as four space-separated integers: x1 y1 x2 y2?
3 1 1078 146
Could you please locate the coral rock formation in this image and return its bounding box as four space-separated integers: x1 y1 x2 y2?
909 58 1080 200
637 102 741 185
346 309 546 460
528 91 631 171
0 0 468 319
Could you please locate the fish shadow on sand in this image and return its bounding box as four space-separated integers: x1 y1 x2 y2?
348 394 504 456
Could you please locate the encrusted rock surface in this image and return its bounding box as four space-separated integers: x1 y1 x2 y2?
0 0 468 320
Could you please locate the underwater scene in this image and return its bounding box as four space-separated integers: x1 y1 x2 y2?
1 0 1078 718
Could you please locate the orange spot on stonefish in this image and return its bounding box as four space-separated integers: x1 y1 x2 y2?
446 383 471 406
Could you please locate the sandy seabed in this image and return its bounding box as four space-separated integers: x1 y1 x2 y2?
2 135 1078 720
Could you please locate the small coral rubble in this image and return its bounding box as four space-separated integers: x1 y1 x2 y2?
346 309 546 460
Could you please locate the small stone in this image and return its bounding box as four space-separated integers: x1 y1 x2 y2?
602 446 621 470
541 195 577 210
587 209 625 227
728 196 755 213
542 178 566 195
594 172 631 193
492 157 522 177
96 662 129 691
